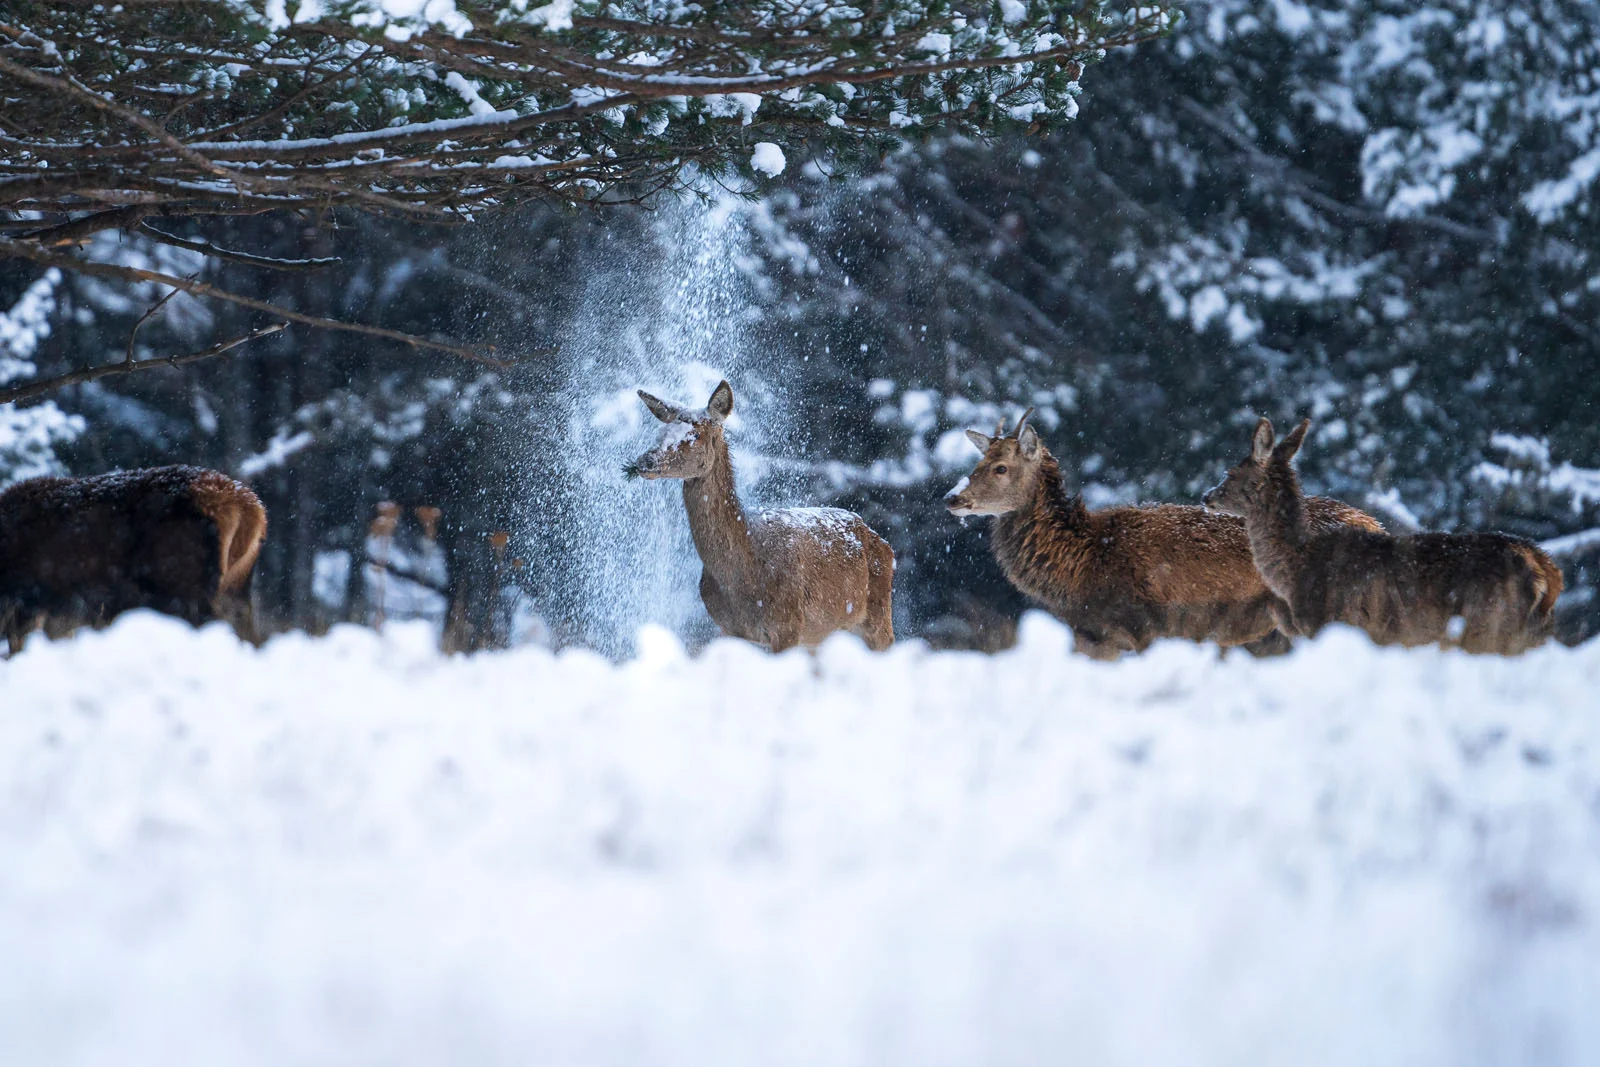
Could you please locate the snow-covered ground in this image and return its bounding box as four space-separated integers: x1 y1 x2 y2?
2 613 1597 1067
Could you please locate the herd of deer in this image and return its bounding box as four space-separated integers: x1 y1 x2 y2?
630 381 1560 659
0 378 1563 660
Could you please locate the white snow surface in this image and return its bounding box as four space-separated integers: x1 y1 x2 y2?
2 612 1599 1066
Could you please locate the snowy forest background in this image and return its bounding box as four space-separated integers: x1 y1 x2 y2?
5 0 1600 653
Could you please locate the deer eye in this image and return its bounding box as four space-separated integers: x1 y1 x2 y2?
993 464 1008 475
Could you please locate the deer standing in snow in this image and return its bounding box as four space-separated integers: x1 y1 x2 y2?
0 465 266 653
1203 418 1561 654
945 409 1383 660
626 380 895 652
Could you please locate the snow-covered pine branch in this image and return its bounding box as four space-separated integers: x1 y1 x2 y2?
0 268 84 485
0 1 1174 230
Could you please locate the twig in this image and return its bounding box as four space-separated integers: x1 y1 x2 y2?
138 223 342 271
0 236 509 367
126 281 185 365
19 205 149 247
369 557 450 597
0 322 287 405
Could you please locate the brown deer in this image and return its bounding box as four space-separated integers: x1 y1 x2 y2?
1203 418 1561 655
0 465 266 653
944 409 1384 660
625 380 895 652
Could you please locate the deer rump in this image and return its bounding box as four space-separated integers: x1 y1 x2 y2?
996 497 1377 659
0 466 264 648
1279 529 1560 654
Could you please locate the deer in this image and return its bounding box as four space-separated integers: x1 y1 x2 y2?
1203 418 1562 655
943 409 1384 660
625 380 895 652
0 465 267 653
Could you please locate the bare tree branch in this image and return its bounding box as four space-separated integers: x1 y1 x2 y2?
137 223 342 272
18 205 148 246
368 557 450 597
0 322 287 405
0 236 510 367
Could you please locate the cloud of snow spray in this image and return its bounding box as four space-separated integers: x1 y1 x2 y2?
540 196 799 657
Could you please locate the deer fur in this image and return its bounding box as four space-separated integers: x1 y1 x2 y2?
944 410 1383 660
1203 418 1561 655
626 380 895 652
0 465 266 653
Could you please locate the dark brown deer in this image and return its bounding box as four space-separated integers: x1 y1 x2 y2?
944 410 1383 660
626 380 895 652
0 465 267 653
1203 418 1561 654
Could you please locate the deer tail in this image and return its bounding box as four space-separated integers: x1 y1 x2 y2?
1514 542 1563 630
189 470 268 596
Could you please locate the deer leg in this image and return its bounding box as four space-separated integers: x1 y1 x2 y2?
1240 630 1294 658
215 591 262 646
860 543 896 651
1268 596 1300 637
765 626 802 654
2 605 24 657
1072 626 1132 661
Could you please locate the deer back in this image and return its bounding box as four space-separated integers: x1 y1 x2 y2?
0 465 264 642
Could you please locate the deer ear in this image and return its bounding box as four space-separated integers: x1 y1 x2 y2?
1251 418 1275 464
1275 418 1311 462
965 429 993 452
1018 423 1042 460
638 390 678 423
707 380 734 422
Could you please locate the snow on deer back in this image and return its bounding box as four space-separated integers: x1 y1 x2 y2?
625 380 894 652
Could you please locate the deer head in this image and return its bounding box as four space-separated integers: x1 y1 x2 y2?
624 379 735 481
944 407 1044 517
1203 417 1310 517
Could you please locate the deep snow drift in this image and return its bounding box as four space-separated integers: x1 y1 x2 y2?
2 613 1597 1067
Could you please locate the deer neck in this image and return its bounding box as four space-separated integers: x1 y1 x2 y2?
993 450 1092 578
1247 462 1312 598
681 442 759 590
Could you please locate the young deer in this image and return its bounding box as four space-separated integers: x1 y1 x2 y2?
0 465 267 653
1203 418 1561 654
944 410 1383 660
626 380 895 652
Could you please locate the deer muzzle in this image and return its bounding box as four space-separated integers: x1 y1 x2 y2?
624 452 662 480
943 477 976 516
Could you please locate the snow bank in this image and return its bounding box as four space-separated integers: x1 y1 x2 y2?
2 613 1598 1066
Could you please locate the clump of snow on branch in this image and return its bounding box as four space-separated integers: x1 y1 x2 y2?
750 142 786 177
0 270 86 487
1472 433 1600 517
237 428 316 478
